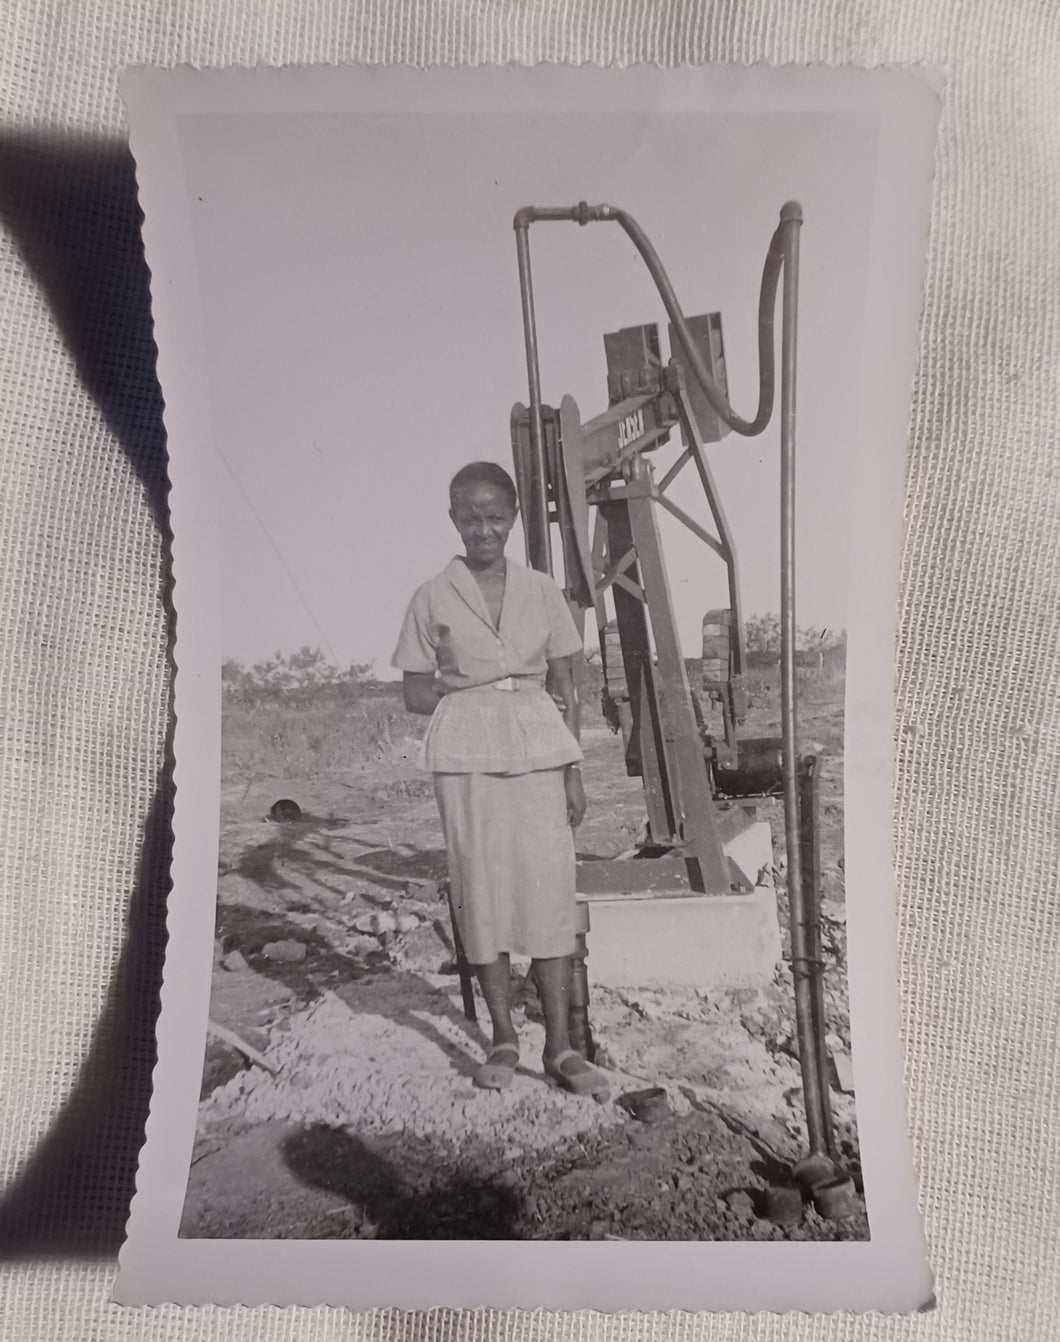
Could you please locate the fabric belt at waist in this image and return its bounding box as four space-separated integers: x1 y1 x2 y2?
444 676 547 694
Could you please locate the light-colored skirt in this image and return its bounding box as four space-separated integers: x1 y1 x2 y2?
434 768 576 964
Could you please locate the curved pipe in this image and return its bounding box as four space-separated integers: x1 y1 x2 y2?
609 203 791 436
514 201 802 438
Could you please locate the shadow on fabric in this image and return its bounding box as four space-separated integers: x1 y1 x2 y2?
0 776 172 1259
0 131 169 529
0 132 173 1257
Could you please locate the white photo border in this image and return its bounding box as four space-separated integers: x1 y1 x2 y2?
117 63 940 1312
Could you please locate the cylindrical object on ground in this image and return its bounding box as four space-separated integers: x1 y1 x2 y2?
762 1184 803 1227
792 1151 836 1191
812 1176 861 1221
617 1086 671 1123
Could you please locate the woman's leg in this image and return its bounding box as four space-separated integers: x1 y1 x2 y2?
533 955 574 1062
534 956 609 1096
474 953 519 1050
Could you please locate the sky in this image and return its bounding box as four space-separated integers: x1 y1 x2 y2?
177 108 878 675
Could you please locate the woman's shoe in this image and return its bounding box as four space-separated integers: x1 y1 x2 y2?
543 1048 611 1100
474 1043 520 1090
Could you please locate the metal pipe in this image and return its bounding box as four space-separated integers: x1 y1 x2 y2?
514 219 553 575
611 207 784 436
799 753 839 1161
570 906 595 1062
514 201 798 438
775 207 826 1157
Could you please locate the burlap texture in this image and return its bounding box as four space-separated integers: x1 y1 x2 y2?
1 2 1057 1338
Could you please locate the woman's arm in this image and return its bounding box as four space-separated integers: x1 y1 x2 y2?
547 655 580 742
548 655 585 827
402 671 443 716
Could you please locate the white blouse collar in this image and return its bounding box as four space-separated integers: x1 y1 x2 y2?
444 555 527 634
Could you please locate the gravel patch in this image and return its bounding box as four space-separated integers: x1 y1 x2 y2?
199 974 629 1173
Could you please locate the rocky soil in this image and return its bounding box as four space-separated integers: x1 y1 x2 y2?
183 691 864 1242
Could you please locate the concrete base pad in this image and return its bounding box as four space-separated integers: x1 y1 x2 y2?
581 885 781 990
577 819 781 990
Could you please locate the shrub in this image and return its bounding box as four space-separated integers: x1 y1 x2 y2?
742 616 846 676
221 647 381 708
220 649 422 783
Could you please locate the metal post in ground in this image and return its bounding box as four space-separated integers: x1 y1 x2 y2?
447 886 477 1024
798 752 839 1163
569 901 595 1062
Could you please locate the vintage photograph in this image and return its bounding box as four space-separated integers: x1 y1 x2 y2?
118 64 937 1310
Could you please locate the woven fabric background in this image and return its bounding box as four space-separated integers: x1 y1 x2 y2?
1 2 1057 1339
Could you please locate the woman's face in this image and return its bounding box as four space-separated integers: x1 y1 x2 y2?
450 482 517 565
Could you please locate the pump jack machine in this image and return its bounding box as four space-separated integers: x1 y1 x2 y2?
503 200 857 1217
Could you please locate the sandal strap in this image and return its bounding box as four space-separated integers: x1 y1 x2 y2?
547 1048 581 1068
547 1049 600 1076
484 1043 520 1061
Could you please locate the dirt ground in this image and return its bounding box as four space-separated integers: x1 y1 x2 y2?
182 677 865 1242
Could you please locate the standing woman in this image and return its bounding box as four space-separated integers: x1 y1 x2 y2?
392 461 610 1099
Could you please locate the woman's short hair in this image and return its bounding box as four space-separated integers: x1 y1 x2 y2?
449 461 519 511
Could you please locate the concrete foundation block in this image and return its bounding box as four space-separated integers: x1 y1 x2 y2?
723 820 774 890
581 885 782 990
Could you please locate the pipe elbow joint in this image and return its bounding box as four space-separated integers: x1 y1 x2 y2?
576 200 617 225
513 206 536 230
780 200 803 225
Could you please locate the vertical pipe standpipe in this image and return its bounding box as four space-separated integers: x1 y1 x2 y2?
514 218 553 576
776 204 826 1158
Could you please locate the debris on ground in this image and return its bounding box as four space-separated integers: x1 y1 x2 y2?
186 695 864 1241
829 1049 856 1093
261 939 307 963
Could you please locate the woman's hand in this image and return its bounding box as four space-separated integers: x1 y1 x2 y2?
565 767 586 828
402 671 442 715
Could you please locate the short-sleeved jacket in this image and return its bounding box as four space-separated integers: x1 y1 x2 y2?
392 557 584 774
